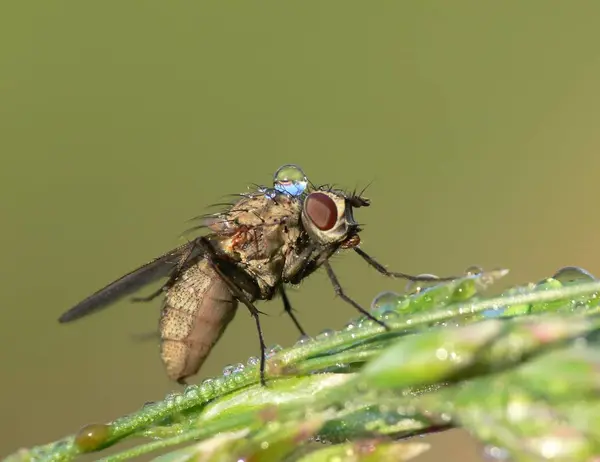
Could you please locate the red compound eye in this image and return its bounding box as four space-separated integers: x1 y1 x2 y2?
305 192 338 230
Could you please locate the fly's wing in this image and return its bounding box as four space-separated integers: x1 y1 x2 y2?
58 239 206 323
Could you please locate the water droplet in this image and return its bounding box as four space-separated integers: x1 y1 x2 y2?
464 265 483 276
273 164 308 196
266 344 283 358
164 392 179 405
484 445 511 460
222 364 235 376
452 279 477 302
200 378 215 395
370 291 400 313
405 275 440 294
74 423 110 452
381 310 399 321
316 329 335 341
233 363 245 374
247 356 260 367
552 266 596 284
534 278 563 290
344 321 358 331
183 385 199 399
295 334 312 346
358 317 375 328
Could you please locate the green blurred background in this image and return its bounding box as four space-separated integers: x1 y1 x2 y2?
2 2 600 460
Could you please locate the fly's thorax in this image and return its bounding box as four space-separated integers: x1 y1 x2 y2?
215 192 303 263
159 260 239 382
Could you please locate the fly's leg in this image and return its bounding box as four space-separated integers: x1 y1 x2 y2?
196 237 269 386
278 286 307 337
353 247 458 282
131 240 199 303
131 287 164 303
323 261 389 331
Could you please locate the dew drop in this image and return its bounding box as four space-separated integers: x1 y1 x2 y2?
358 317 375 328
370 291 400 313
222 364 235 377
74 423 110 452
200 378 215 395
465 265 483 276
316 329 335 341
483 445 511 460
273 164 308 196
233 363 245 374
345 320 358 330
164 392 179 405
266 344 283 358
381 310 399 321
183 385 199 399
295 334 313 346
534 278 563 290
452 279 477 302
405 275 439 294
247 356 260 367
552 266 596 284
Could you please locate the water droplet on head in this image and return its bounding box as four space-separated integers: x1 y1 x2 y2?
273 164 308 196
552 266 596 284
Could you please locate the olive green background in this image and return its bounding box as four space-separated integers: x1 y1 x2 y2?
2 2 600 460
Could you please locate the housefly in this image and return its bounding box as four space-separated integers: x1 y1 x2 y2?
58 165 456 385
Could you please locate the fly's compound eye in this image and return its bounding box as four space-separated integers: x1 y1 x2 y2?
301 190 356 245
304 192 338 230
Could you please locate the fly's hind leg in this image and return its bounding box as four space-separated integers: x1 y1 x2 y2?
278 286 307 337
131 286 165 303
195 237 270 386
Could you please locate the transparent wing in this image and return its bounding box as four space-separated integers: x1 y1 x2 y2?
58 239 205 323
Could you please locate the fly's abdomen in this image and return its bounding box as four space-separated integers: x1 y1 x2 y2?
159 260 238 383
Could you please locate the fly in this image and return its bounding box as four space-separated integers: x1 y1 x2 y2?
58 164 457 385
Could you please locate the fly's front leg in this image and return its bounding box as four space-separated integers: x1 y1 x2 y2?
278 286 307 337
196 237 269 386
353 247 459 282
323 261 389 330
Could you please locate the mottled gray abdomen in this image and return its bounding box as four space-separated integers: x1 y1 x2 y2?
159 260 238 383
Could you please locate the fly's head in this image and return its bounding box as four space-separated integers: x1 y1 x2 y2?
300 187 370 251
